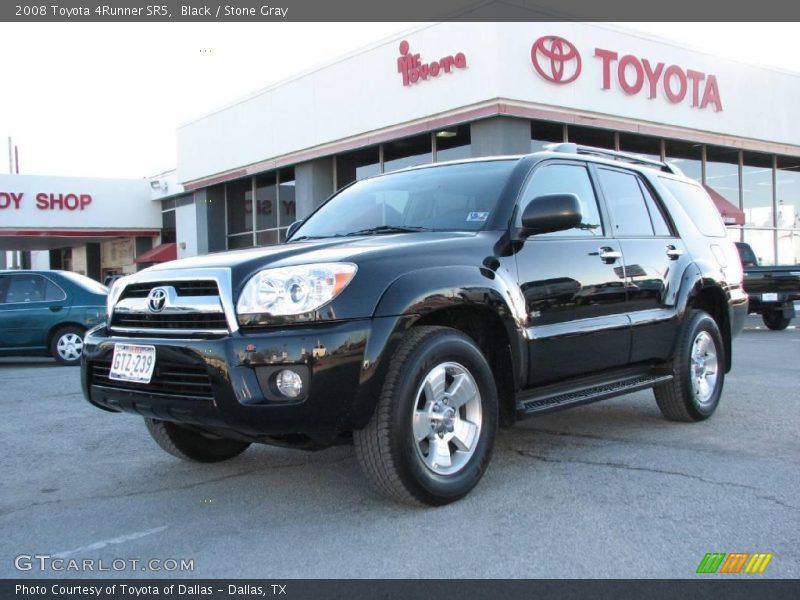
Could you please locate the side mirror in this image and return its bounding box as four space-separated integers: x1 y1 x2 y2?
520 193 582 237
286 220 303 240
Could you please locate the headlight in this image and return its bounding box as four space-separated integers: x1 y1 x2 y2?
236 263 357 318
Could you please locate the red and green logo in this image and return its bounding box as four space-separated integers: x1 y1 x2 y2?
696 552 773 574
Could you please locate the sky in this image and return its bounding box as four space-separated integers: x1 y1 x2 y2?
0 22 798 180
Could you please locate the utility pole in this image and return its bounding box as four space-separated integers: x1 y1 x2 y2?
14 145 19 173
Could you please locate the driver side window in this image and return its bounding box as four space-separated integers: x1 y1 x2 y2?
518 163 604 237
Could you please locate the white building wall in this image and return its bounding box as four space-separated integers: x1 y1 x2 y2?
177 22 800 184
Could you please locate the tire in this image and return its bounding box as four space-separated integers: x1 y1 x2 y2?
144 418 251 463
654 310 725 422
762 311 791 331
354 326 498 506
50 325 85 366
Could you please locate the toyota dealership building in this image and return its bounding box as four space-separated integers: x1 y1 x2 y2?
4 21 800 274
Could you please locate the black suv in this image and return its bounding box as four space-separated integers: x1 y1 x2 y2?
82 144 748 505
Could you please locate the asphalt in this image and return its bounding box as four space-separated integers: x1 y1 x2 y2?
1 316 798 579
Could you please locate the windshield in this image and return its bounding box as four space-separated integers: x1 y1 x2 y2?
58 271 109 295
290 160 517 240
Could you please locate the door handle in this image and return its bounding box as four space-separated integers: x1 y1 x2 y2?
49 305 63 312
597 247 622 263
666 245 684 260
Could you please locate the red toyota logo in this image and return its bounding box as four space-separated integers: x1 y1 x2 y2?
531 35 582 84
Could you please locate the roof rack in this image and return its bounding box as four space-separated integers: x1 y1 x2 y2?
543 143 683 175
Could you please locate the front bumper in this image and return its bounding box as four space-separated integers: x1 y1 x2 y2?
81 317 398 445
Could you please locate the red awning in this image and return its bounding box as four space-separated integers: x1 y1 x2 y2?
134 242 177 264
703 184 745 226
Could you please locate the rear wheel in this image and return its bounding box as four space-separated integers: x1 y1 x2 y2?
144 419 251 463
762 311 791 331
654 310 725 422
50 326 85 366
354 326 498 506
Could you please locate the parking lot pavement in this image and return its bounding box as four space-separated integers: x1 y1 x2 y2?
1 316 798 579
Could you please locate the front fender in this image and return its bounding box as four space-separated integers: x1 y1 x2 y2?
374 265 527 385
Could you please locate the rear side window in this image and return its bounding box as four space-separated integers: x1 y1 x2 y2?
659 177 727 237
5 274 46 303
597 168 654 237
639 180 672 236
45 279 67 301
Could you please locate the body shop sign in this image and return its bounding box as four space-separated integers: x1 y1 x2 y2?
0 191 92 211
531 35 723 112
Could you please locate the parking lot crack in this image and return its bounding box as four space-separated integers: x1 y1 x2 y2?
511 448 800 512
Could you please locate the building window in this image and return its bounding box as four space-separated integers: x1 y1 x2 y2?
744 229 775 266
618 133 662 161
255 172 278 233
435 125 471 162
665 140 703 183
220 167 297 248
742 151 774 229
336 146 380 190
705 146 740 208
226 178 254 250
776 156 800 265
567 125 615 150
383 134 432 173
278 167 296 241
530 120 564 152
161 208 176 244
776 156 800 231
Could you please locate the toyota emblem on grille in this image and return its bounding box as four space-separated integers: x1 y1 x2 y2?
147 287 168 313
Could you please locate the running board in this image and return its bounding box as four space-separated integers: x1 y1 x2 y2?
516 373 673 416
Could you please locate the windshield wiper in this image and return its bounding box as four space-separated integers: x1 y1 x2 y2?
290 234 346 241
344 225 432 237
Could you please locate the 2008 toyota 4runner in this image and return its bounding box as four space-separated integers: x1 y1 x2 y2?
81 144 748 505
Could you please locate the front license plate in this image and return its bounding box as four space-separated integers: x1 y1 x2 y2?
109 344 156 384
761 292 779 302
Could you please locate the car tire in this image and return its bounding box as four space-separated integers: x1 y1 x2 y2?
50 325 86 366
654 309 725 422
762 311 791 331
354 326 498 506
144 418 251 463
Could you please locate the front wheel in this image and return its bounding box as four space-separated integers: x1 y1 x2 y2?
354 326 498 506
50 326 85 366
144 419 251 463
654 310 725 422
762 311 791 331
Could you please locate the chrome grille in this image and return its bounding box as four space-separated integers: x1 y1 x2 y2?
110 279 229 337
111 313 229 330
120 280 219 299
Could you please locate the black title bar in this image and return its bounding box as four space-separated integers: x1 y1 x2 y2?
4 0 800 22
4 579 800 600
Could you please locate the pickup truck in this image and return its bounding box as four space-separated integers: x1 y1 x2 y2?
735 242 800 330
81 144 747 505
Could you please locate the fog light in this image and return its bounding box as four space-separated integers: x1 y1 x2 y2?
275 369 303 398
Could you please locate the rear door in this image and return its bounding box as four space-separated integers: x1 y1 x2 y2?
594 166 690 363
0 273 69 350
514 161 631 386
